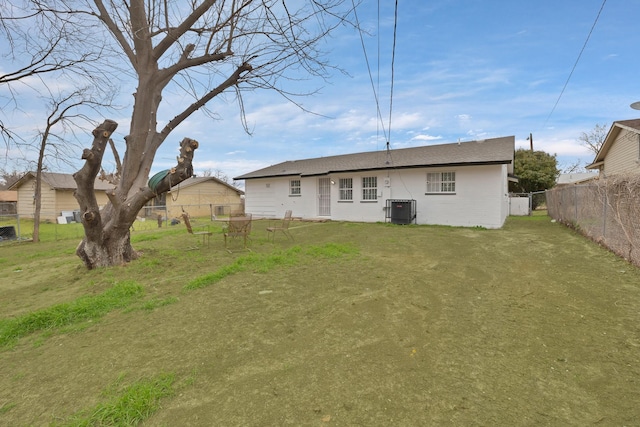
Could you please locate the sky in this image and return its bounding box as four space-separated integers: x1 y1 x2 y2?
3 0 640 186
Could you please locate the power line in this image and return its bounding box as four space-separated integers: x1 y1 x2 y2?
351 0 399 150
351 0 387 142
387 0 398 151
542 0 607 129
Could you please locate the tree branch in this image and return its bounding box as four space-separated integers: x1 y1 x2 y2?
73 120 119 242
153 0 217 59
147 137 199 196
158 50 233 85
158 62 253 141
93 0 137 69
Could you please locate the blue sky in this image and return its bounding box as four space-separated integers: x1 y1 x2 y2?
4 0 640 184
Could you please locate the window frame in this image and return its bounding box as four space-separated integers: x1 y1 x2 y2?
426 171 456 194
362 176 378 201
289 179 301 196
338 178 353 201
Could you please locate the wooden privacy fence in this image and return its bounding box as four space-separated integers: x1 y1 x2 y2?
546 175 640 267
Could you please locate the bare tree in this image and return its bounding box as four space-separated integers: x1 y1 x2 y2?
561 159 584 174
22 0 352 268
0 170 22 189
201 168 231 183
0 0 111 147
31 88 113 242
1 0 118 221
579 123 608 157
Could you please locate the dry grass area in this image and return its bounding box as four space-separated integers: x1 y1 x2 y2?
1 215 640 426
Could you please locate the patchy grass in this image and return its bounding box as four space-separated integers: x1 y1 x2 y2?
1 217 640 426
56 373 176 427
184 243 358 290
0 281 144 348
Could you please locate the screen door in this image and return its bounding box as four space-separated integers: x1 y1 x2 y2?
318 178 331 216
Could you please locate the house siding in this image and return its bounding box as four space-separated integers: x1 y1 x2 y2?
15 179 36 219
243 179 277 217
244 164 509 228
15 176 108 221
15 178 60 220
602 129 640 175
166 180 244 218
55 190 82 214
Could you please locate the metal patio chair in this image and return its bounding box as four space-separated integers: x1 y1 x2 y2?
223 213 252 252
266 210 294 242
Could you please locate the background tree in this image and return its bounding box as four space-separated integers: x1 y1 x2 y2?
0 0 109 148
556 123 608 174
31 88 114 242
510 148 559 209
578 123 608 157
1 0 116 240
201 168 240 186
16 0 351 269
561 159 584 174
0 170 21 190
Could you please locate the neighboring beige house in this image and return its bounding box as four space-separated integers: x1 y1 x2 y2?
10 172 244 222
9 172 114 222
586 119 640 176
149 175 244 219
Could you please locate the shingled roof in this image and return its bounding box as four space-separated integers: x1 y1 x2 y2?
9 172 116 191
176 176 244 195
235 136 515 180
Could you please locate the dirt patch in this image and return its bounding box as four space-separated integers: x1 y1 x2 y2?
1 218 640 425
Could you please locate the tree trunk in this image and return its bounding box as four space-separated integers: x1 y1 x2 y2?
74 120 198 269
33 172 41 243
33 128 49 244
76 228 137 268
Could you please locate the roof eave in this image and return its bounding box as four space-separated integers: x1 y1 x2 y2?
585 161 604 170
237 160 513 180
234 172 302 180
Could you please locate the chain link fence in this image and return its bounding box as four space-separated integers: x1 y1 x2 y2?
138 203 243 224
0 202 244 243
546 175 640 267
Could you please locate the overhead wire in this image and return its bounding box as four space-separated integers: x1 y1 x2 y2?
542 0 607 129
351 0 399 146
351 0 388 144
380 0 412 198
387 0 398 152
351 0 412 199
377 0 381 149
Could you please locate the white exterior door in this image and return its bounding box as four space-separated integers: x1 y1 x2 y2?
318 178 331 216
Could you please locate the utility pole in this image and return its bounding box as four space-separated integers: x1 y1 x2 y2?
528 133 533 151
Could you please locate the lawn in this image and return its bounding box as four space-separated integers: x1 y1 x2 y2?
1 215 639 426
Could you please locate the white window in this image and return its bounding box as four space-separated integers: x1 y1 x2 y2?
362 176 377 200
426 172 456 193
339 178 353 201
289 179 301 196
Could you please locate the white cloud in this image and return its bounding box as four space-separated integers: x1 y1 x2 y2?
411 134 442 142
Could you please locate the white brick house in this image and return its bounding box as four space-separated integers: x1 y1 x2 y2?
235 136 515 229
